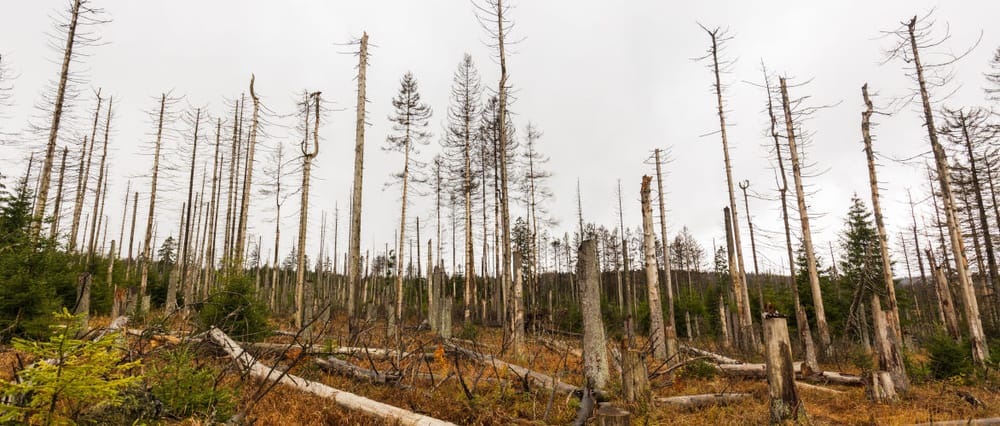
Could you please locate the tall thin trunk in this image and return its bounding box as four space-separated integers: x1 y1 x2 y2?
779 78 832 352
126 191 138 280
654 149 678 360
906 17 989 364
48 147 69 240
180 109 201 312
87 97 112 263
957 112 1000 324
295 92 320 329
495 0 513 317
236 77 261 267
139 95 166 313
33 0 82 238
347 33 369 319
116 181 130 258
704 28 754 350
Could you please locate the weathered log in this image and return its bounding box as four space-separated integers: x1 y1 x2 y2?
207 327 456 426
764 316 806 424
655 393 751 409
680 344 742 364
795 381 843 395
316 357 401 384
910 418 1000 426
537 336 582 358
715 362 862 386
446 342 607 400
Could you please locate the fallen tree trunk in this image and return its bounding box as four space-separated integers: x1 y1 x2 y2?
537 336 582 358
316 357 401 384
680 345 742 364
446 342 607 400
207 327 456 426
910 419 1000 426
715 362 862 385
655 393 751 409
795 381 844 395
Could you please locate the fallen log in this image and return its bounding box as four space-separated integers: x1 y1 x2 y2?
655 393 751 409
445 341 608 400
207 327 456 426
537 337 582 358
795 381 844 395
715 362 862 386
910 419 1000 426
316 357 401 385
679 345 742 364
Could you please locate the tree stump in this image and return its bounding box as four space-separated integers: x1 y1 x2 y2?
621 343 650 404
764 316 806 424
864 370 898 403
74 272 92 331
595 403 630 426
439 297 452 339
579 239 609 389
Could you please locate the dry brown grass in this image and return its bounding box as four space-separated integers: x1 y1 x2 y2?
4 314 1000 425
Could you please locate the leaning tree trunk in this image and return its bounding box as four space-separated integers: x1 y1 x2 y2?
48 147 69 240
139 95 166 314
295 92 320 330
32 0 82 239
780 78 832 352
347 33 369 320
704 28 754 351
640 176 668 360
906 17 989 365
861 83 906 349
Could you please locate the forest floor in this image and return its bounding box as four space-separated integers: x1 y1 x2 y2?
3 315 1000 425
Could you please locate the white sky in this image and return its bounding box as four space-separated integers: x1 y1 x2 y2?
1 1 999 275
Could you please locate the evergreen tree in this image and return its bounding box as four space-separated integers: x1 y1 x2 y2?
838 194 883 293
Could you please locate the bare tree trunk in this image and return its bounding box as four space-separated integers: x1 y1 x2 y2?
48 147 69 241
125 191 137 280
578 239 609 389
870 295 908 395
703 28 754 350
33 0 82 239
511 250 525 358
235 77 260 267
861 84 905 345
87 97 112 263
928 249 962 340
69 90 102 252
348 33 369 319
139 95 166 314
641 176 667 360
654 149 678 360
906 17 989 365
180 109 201 312
779 78 832 352
295 92 320 330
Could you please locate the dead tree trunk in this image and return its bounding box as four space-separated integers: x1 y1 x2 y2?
234 77 260 268
86 97 112 263
780 77 832 352
905 17 989 365
764 316 806 424
641 176 668 360
138 95 165 314
579 239 609 390
32 0 82 239
702 27 754 351
180 109 201 312
870 295 907 397
928 250 962 340
654 149 679 360
511 250 525 358
69 91 102 252
861 84 905 347
347 33 369 320
295 92 320 330
48 147 69 241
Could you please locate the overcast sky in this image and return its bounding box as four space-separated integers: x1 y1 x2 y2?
2 1 999 275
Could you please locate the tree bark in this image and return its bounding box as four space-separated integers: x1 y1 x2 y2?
295 92 320 330
347 33 369 319
578 239 609 389
764 316 806 424
654 149 679 360
139 95 165 314
780 77 832 352
641 176 668 360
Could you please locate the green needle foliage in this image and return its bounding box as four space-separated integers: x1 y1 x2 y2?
0 309 141 425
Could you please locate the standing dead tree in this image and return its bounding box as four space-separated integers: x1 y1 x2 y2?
861 83 909 394
295 91 321 330
347 32 369 321
641 175 668 360
778 77 832 353
653 148 678 360
68 90 101 252
884 14 989 365
32 0 107 239
234 75 261 268
697 25 755 351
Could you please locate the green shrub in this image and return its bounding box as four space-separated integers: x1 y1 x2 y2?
150 346 234 420
677 360 717 380
458 321 479 340
198 274 271 341
926 332 973 381
0 309 142 424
